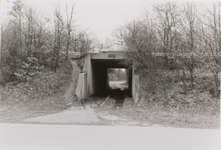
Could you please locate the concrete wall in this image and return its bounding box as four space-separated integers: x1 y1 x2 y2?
76 54 110 99
132 74 139 103
131 62 139 103
79 54 108 98
82 54 94 98
75 73 87 101
76 53 139 103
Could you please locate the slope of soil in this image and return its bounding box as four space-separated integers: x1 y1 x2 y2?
0 58 75 123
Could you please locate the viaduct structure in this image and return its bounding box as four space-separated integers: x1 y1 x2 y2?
71 48 140 103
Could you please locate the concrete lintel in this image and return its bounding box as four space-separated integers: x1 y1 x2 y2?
91 53 127 60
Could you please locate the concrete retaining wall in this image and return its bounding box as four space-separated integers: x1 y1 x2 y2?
75 73 87 101
132 74 139 103
82 54 95 97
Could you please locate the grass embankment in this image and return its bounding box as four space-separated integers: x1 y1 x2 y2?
130 69 220 129
138 69 220 129
0 56 79 123
96 92 219 129
125 92 219 129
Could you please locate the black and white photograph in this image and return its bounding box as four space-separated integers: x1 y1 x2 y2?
0 0 220 149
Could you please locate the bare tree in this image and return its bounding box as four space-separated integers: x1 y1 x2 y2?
111 25 127 45
153 2 180 68
201 3 221 97
52 5 65 72
1 0 24 82
65 2 75 59
9 0 24 55
2 0 51 82
77 31 93 58
180 2 199 87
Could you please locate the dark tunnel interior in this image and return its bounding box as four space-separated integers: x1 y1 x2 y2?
91 59 132 98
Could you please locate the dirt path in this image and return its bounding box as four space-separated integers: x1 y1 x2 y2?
22 75 140 125
21 95 145 126
22 96 162 127
22 105 100 125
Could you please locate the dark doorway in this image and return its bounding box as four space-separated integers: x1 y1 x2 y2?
91 59 132 98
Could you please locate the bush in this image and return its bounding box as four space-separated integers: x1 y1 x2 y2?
15 57 43 82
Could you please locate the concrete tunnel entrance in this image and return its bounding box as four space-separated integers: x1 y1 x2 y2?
91 59 132 97
75 52 139 103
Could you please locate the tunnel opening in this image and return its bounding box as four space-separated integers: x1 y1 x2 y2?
90 59 132 99
108 68 128 89
107 68 129 108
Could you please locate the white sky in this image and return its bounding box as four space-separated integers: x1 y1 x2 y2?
73 0 147 42
0 0 218 42
1 0 147 42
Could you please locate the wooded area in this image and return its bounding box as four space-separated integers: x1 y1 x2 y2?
0 1 220 125
112 2 220 99
1 0 94 84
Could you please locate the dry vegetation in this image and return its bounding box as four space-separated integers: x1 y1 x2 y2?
0 1 220 128
0 57 76 122
95 96 219 129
